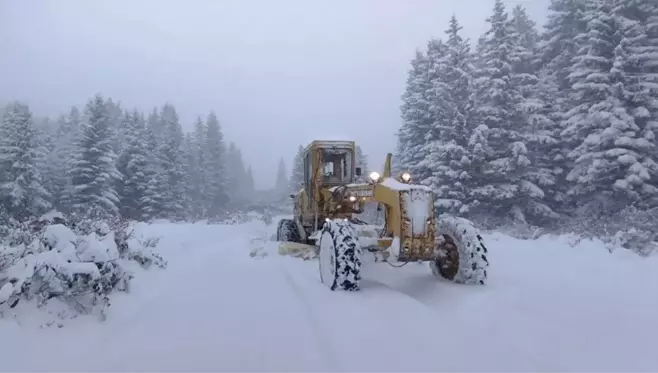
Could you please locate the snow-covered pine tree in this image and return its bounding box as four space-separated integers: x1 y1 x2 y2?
411 39 449 187
203 111 229 217
0 102 51 220
158 103 186 220
245 165 255 198
540 0 588 93
105 98 125 158
526 69 568 218
397 49 432 181
53 107 82 212
610 0 658 208
275 157 288 198
114 110 130 217
69 94 121 219
46 114 68 208
643 1 658 203
468 0 547 225
537 0 590 219
226 142 248 208
33 116 55 197
48 110 78 211
289 145 305 192
225 142 237 201
185 116 206 219
508 5 561 224
419 16 474 216
510 5 540 72
562 0 658 215
234 146 249 206
116 110 153 220
181 132 197 220
142 110 165 220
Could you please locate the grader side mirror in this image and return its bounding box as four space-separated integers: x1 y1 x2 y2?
355 167 362 176
289 194 295 199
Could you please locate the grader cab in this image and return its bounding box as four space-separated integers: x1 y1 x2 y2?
276 140 489 291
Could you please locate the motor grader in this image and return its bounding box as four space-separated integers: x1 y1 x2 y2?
276 140 489 291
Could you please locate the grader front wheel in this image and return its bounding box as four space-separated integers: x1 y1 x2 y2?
430 217 489 285
318 219 362 291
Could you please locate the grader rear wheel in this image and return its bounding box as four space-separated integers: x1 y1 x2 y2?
430 217 489 285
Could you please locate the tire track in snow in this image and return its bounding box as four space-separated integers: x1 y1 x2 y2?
276 257 451 371
81 237 229 357
359 278 438 309
279 265 345 372
281 256 565 372
361 276 565 372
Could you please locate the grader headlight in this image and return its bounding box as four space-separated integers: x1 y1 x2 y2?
369 171 381 182
401 172 411 183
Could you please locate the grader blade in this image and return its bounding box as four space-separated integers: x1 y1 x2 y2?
278 241 318 260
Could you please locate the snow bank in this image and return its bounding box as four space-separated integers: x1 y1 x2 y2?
0 214 166 324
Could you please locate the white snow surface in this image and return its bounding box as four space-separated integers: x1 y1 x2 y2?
381 177 431 191
2 217 658 371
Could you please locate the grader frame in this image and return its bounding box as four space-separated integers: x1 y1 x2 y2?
286 140 436 263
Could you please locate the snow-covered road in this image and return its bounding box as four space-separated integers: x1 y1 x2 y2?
2 217 658 371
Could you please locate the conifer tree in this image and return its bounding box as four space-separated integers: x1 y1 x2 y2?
159 104 186 219
467 0 548 223
204 111 228 217
562 0 658 214
275 157 288 196
289 145 305 192
117 110 153 220
68 94 120 219
0 102 51 220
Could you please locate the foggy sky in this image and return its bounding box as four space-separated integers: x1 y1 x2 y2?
1 0 548 189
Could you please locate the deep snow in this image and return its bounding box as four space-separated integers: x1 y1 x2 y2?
1 216 658 372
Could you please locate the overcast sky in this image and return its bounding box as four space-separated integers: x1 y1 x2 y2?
1 0 548 189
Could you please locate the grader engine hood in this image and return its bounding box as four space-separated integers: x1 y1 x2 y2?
376 178 436 262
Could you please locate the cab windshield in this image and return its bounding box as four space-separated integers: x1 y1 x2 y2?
322 149 352 184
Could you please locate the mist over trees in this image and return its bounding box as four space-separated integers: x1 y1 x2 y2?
0 95 255 224
395 0 658 252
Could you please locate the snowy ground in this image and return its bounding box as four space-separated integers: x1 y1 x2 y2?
2 216 658 372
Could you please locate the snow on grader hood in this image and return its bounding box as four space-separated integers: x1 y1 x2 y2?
276 140 489 291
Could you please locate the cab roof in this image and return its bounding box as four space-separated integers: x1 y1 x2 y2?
303 140 355 154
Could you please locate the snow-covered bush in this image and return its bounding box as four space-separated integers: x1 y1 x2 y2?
598 207 658 256
560 204 658 257
0 212 166 321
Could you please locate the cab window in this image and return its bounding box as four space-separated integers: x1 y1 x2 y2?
322 149 352 183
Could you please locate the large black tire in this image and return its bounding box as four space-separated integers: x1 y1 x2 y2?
318 219 362 291
276 219 302 243
430 216 489 285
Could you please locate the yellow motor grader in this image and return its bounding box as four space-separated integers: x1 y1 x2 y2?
276 140 489 291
